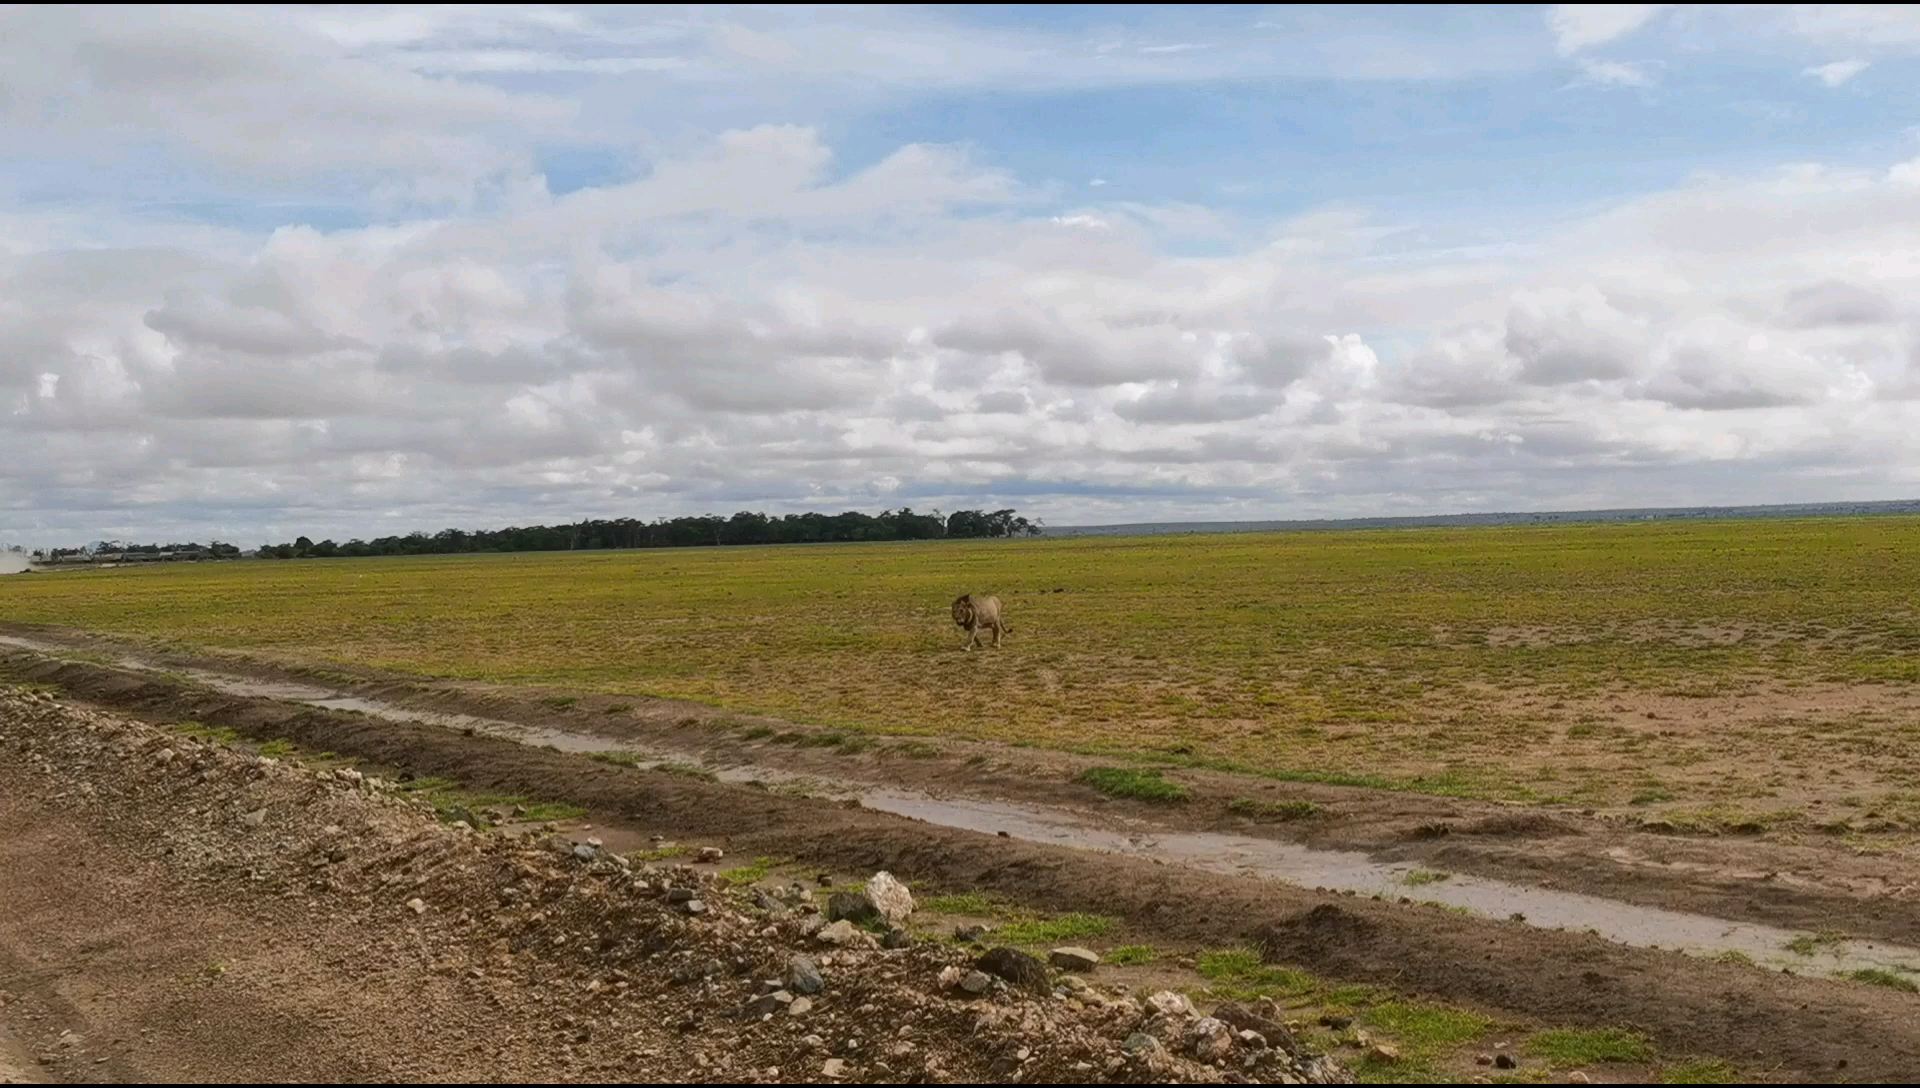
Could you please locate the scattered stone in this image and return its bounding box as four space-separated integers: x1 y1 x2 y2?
741 990 793 1019
1494 1053 1517 1070
0 686 1360 1087
1568 1073 1592 1084
1048 946 1100 972
825 891 878 925
975 947 1049 991
1319 1014 1353 1031
1369 1043 1400 1064
863 871 915 925
953 924 989 943
1212 1002 1297 1054
1188 1017 1234 1062
881 927 912 950
1147 991 1196 1019
816 920 868 947
697 846 724 863
788 954 825 995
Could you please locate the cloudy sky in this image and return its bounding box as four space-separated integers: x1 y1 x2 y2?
5 4 1920 546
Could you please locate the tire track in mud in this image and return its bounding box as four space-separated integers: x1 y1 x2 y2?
4 650 1918 1082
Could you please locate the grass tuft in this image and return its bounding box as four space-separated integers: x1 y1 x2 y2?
1526 1027 1654 1064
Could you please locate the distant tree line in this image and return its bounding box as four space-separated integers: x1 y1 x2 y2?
256 507 1040 559
37 541 241 560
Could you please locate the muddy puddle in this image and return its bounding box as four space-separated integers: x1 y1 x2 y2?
6 632 1917 979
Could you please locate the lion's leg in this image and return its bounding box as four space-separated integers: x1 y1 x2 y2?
992 624 1002 648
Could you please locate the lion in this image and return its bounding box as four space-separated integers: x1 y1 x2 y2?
951 593 1008 651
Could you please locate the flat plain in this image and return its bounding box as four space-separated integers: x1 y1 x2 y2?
7 515 1920 826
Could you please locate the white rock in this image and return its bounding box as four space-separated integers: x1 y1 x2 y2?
1146 991 1195 1019
1049 946 1100 971
863 871 915 925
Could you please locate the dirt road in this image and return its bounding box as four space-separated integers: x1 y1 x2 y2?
0 687 1341 1084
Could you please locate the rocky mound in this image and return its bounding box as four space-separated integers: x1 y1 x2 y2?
0 687 1346 1084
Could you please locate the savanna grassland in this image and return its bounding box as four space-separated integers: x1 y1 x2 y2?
7 516 1920 820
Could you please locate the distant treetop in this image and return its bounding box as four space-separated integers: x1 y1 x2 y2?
255 507 1039 559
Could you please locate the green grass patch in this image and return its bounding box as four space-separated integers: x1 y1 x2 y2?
1526 1027 1654 1064
1104 944 1159 966
994 912 1115 945
1362 1001 1491 1055
1846 968 1919 993
174 720 241 743
720 856 781 884
1660 1059 1740 1084
1353 1055 1446 1084
1227 796 1320 820
1402 869 1451 887
920 892 996 915
1078 766 1189 803
1785 930 1847 956
257 738 297 758
653 761 717 781
1195 947 1315 1000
